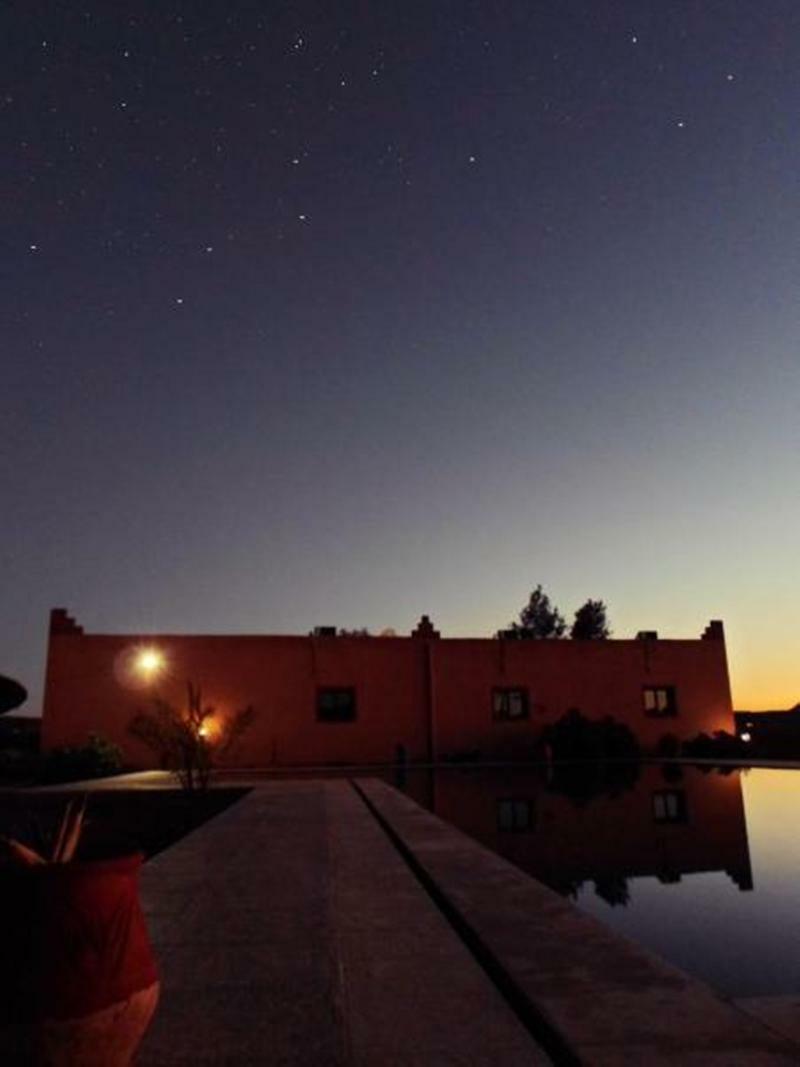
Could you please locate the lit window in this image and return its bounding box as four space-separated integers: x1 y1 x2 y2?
317 688 356 723
652 790 687 824
492 688 529 721
497 798 533 832
643 686 677 717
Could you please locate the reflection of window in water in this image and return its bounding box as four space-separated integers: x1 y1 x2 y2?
652 789 688 824
497 798 534 831
492 688 529 721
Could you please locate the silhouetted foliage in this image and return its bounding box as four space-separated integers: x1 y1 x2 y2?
511 584 566 639
0 675 27 715
594 877 630 908
656 733 681 759
543 708 640 762
661 762 684 784
542 708 641 804
570 599 611 640
129 682 254 792
681 730 749 761
42 733 122 784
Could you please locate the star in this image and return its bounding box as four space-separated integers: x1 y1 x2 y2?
298 214 307 221
29 244 38 252
175 297 184 305
468 155 477 164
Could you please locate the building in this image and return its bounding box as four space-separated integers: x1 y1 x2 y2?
41 609 735 768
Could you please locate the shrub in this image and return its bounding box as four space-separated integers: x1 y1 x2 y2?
129 682 254 792
656 733 680 759
42 733 123 784
542 707 640 762
541 708 641 803
681 730 748 761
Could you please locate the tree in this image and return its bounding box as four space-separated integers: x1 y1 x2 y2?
129 682 254 791
570 599 611 640
514 584 566 638
0 675 27 715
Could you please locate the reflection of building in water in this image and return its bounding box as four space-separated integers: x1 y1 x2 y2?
416 765 752 900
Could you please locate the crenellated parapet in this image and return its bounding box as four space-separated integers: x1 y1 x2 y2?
49 608 83 636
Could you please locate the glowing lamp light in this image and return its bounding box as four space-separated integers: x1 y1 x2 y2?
740 732 752 743
135 648 165 677
198 724 210 739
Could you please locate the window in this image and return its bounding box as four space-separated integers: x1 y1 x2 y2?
652 790 687 824
317 687 356 723
492 688 529 721
643 686 677 717
497 798 533 832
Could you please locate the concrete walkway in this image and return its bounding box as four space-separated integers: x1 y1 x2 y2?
138 780 546 1066
137 778 800 1066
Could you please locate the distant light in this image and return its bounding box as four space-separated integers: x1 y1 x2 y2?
198 724 210 738
740 732 752 743
136 648 165 677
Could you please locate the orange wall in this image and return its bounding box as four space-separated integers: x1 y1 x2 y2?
41 614 735 767
431 637 734 758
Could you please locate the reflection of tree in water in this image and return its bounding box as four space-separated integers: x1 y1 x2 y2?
546 758 640 805
594 876 630 908
542 708 641 805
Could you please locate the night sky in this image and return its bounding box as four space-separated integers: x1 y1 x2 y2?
4 2 799 713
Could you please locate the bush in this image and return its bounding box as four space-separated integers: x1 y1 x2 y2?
542 707 641 762
656 733 680 759
681 730 749 761
129 682 254 792
541 708 641 803
42 733 123 784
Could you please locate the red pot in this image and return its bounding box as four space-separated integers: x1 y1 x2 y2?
0 853 159 1065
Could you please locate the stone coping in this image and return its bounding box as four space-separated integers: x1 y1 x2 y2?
357 778 799 1065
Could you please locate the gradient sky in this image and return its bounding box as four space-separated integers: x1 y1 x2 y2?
3 2 799 714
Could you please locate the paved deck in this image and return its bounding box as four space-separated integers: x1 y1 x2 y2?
138 780 546 1066
137 778 800 1066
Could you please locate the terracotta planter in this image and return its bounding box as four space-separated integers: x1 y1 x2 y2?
0 853 159 1065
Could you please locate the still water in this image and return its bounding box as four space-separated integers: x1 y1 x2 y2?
391 763 800 998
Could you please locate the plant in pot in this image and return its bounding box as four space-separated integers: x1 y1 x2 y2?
0 798 159 1066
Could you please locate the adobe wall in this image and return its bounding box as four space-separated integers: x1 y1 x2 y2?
41 610 735 767
430 635 734 758
42 631 430 767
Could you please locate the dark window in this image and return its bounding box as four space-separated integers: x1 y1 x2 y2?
492 688 529 721
652 790 688 824
497 798 534 832
643 686 677 717
317 687 356 723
